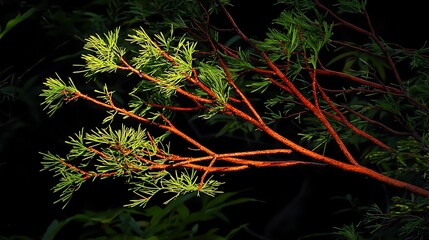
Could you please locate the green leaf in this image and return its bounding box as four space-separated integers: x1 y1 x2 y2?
40 74 79 116
0 8 36 40
42 220 63 240
76 27 126 76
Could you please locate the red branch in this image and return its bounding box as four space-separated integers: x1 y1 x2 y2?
56 1 429 198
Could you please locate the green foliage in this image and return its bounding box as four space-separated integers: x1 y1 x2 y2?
256 9 333 68
0 0 157 153
39 19 237 207
361 201 429 240
272 0 429 239
334 0 367 14
332 224 362 240
78 27 127 75
327 47 390 81
40 75 80 117
39 122 225 208
0 7 35 40
367 136 429 185
197 62 231 119
4 192 254 240
36 0 429 239
128 26 196 96
127 169 223 207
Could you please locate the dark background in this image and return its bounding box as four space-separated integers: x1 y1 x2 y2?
1 1 428 239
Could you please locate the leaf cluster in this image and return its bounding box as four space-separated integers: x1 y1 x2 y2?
37 0 429 239
3 192 256 240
